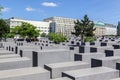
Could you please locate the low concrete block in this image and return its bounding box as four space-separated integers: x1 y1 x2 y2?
0 54 20 59
101 42 107 46
110 78 120 80
74 52 105 66
0 67 50 80
17 46 40 54
90 46 113 53
105 49 120 57
112 45 120 49
0 50 14 55
50 77 72 80
0 57 31 70
91 56 120 69
79 45 110 53
62 67 119 80
105 49 114 57
32 49 73 67
44 61 90 79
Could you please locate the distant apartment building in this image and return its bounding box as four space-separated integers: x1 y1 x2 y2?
94 22 106 36
105 23 117 35
7 17 50 35
94 22 116 36
44 17 116 36
44 17 77 36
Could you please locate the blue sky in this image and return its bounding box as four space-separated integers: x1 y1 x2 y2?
0 0 120 25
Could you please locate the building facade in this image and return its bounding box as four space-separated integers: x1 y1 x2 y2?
94 22 106 36
7 17 50 35
105 23 117 35
6 17 116 37
117 22 120 36
94 22 116 36
44 17 77 36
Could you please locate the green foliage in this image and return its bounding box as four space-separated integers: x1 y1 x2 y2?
72 15 95 44
48 32 67 44
0 19 10 38
84 36 96 42
72 15 95 37
10 22 40 38
48 32 55 40
41 32 46 37
6 33 15 38
10 26 21 34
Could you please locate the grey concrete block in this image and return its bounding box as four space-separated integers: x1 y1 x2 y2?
33 49 73 67
50 77 72 80
62 67 119 80
79 45 111 53
17 46 40 54
0 54 20 59
79 46 91 53
69 46 79 53
91 56 120 69
0 57 31 70
90 46 113 53
0 50 14 55
111 78 120 80
101 42 107 46
105 49 114 57
0 67 50 80
44 61 90 79
74 52 105 66
105 49 120 57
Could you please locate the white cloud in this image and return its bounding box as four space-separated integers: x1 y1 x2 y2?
1 7 10 12
41 2 58 7
25 7 35 11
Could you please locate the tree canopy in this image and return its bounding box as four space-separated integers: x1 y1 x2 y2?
72 15 95 43
48 32 67 44
41 32 46 37
0 19 10 38
10 22 40 38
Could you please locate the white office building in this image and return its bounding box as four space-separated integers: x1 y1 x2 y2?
44 17 117 36
7 17 50 35
105 23 117 35
44 17 77 36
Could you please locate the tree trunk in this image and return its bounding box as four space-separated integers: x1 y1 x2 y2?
81 35 84 46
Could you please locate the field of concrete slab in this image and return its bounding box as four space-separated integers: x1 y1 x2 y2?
0 36 120 80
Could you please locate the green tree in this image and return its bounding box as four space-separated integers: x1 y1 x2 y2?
10 22 40 39
41 32 46 37
10 26 21 34
72 15 95 44
6 33 15 38
48 32 55 40
0 19 10 40
48 32 67 44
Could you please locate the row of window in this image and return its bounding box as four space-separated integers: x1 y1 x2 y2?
37 27 49 29
41 30 48 32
